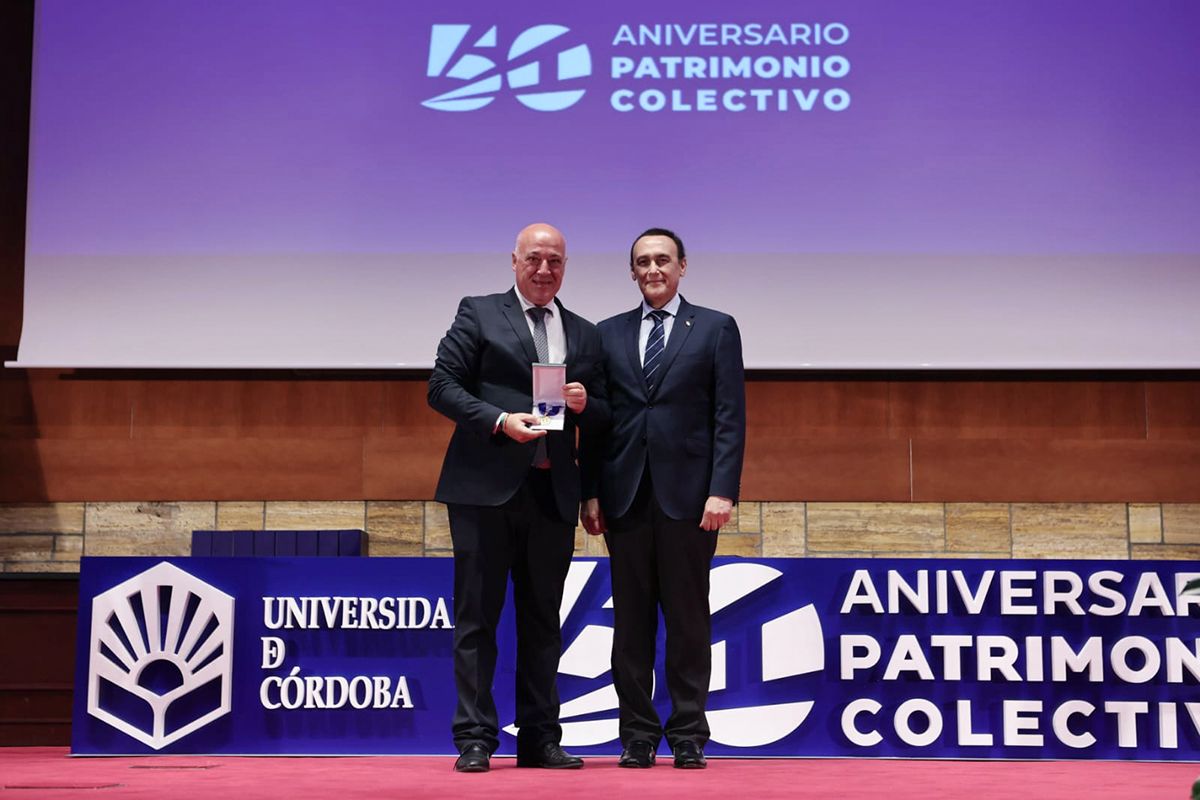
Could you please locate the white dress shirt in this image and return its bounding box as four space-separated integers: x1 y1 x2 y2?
515 285 567 363
637 293 682 366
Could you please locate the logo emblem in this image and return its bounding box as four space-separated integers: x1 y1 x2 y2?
506 561 825 747
87 562 235 750
423 24 591 112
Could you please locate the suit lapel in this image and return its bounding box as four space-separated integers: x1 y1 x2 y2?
557 297 577 365
622 307 646 398
649 297 695 399
501 288 539 364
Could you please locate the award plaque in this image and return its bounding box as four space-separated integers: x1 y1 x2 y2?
530 363 566 430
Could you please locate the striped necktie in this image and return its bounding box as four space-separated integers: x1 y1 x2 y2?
643 309 668 391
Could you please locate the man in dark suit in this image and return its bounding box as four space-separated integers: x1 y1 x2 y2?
429 223 608 773
581 227 745 769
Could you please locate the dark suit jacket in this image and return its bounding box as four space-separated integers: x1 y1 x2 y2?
428 289 609 524
584 296 746 521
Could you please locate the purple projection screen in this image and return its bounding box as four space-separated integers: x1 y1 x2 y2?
14 0 1200 369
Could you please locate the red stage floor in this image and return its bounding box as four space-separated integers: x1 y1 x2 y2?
1 748 1197 799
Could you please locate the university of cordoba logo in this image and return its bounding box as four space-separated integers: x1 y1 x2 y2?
87 562 235 750
505 561 825 747
423 24 591 111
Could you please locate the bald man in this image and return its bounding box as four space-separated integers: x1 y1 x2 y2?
429 223 609 772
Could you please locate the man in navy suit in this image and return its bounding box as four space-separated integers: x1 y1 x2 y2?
429 223 608 773
581 227 746 769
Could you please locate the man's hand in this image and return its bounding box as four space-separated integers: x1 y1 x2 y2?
563 382 587 413
503 412 548 442
700 496 733 531
580 498 606 535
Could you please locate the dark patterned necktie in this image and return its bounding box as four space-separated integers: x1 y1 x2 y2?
643 309 668 391
528 307 550 362
526 306 551 467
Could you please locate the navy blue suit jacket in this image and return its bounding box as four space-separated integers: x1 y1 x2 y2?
584 297 746 521
428 289 609 524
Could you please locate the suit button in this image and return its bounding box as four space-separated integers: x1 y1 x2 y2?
641 436 647 443
647 404 654 410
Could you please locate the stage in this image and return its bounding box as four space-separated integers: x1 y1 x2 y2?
1 749 1196 799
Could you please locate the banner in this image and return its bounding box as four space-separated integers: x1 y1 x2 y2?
72 556 1200 759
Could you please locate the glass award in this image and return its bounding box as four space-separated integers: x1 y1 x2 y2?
530 363 567 431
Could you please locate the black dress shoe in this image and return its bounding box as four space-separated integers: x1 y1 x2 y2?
672 740 706 769
454 743 490 773
618 740 656 768
515 742 584 769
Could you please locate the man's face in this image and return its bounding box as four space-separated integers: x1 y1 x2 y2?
631 235 686 309
512 227 567 307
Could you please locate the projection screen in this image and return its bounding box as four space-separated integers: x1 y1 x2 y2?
13 0 1200 368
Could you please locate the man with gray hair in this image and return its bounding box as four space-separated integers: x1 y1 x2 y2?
430 223 609 772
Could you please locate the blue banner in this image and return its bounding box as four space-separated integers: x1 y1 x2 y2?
72 556 1200 759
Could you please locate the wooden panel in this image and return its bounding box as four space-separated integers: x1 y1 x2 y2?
0 438 364 501
912 440 1200 502
0 578 77 685
385 380 899 441
0 688 71 720
129 379 241 438
0 613 75 683
1 372 1197 503
380 379 454 434
363 434 451 499
0 573 74 747
1 370 133 439
131 378 386 439
0 576 77 610
889 380 1146 439
0 722 72 747
741 436 911 500
746 380 891 438
1147 381 1200 440
0 369 36 434
0 0 31 351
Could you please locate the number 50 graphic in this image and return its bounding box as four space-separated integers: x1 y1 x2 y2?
423 24 592 112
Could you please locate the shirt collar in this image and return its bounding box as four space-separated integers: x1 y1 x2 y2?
514 285 554 316
641 293 681 320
